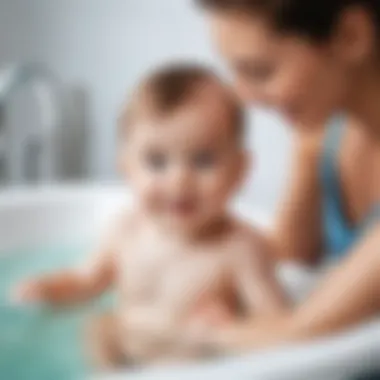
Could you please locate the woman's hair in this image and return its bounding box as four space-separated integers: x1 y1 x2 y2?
197 0 380 42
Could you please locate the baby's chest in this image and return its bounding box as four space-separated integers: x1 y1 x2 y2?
118 242 231 307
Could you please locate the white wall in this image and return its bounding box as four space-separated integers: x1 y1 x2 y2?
0 0 292 212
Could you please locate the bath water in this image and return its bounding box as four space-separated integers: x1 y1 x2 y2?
0 244 114 380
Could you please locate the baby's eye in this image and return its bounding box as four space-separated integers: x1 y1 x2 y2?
192 151 217 169
145 152 167 171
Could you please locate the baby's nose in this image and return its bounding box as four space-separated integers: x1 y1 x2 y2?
168 166 193 192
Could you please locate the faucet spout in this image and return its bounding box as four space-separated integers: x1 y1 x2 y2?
0 63 60 185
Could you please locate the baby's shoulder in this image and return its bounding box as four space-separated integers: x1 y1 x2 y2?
229 218 265 246
226 218 270 263
104 209 139 247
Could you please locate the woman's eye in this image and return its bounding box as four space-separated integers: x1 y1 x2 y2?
193 151 217 169
145 152 167 171
237 61 275 82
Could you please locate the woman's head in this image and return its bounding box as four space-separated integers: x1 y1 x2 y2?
198 0 380 126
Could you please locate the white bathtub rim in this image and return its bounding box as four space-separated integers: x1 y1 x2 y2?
0 184 379 380
0 183 272 253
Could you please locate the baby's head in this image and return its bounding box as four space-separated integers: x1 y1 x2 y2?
119 63 247 234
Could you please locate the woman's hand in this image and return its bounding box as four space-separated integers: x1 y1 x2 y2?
183 301 293 355
212 224 380 353
210 313 294 354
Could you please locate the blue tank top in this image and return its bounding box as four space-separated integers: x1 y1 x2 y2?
321 116 380 260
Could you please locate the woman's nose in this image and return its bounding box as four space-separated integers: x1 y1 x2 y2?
235 80 268 105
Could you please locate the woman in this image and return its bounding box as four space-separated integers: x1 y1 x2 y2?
197 0 380 352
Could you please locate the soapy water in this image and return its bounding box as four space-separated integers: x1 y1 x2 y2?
0 244 114 380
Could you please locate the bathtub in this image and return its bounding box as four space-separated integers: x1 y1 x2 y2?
1 184 380 380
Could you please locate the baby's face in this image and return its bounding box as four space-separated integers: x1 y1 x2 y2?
121 89 246 234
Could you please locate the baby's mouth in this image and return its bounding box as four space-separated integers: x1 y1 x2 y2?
169 198 198 216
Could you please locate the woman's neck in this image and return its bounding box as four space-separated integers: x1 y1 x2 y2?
347 64 380 138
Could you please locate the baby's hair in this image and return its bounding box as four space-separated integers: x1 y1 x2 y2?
119 62 245 141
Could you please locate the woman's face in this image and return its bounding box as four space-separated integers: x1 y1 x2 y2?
209 12 353 127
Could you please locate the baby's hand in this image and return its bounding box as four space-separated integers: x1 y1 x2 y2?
11 280 46 304
11 272 85 305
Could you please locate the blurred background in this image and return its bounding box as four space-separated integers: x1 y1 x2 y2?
4 3 380 379
0 0 292 214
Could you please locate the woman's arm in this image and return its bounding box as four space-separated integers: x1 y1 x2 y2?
270 131 324 264
215 223 380 351
289 224 380 339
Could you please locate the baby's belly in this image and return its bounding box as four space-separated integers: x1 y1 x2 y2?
116 296 234 363
115 303 192 362
115 258 235 361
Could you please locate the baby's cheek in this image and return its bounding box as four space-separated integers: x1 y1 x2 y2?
134 176 165 210
143 190 164 214
201 175 233 210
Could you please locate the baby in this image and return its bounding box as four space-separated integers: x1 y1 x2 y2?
14 63 287 368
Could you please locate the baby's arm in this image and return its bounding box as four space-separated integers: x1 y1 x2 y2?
12 216 125 305
233 229 289 317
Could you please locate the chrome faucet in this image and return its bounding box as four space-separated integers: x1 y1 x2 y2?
0 63 60 185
